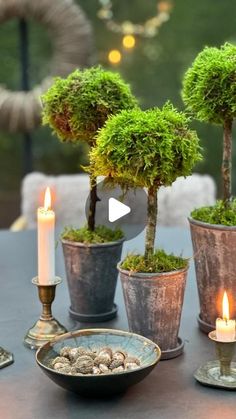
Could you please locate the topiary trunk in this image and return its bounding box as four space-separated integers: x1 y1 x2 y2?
145 186 158 259
222 119 233 205
88 175 100 231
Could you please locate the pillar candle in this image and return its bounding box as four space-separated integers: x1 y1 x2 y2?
216 291 236 342
37 187 55 285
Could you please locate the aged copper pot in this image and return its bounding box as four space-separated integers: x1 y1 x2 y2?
62 239 124 323
189 217 236 333
118 264 188 360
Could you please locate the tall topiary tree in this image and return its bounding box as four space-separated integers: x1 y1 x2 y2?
182 43 236 206
42 66 137 233
91 103 202 263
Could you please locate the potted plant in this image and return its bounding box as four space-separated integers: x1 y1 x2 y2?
90 103 202 358
182 43 236 332
42 66 137 322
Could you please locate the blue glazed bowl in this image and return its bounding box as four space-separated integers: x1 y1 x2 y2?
36 328 161 396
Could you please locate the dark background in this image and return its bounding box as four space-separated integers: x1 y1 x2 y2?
0 0 236 227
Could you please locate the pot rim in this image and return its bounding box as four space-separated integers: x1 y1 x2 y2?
117 262 189 278
188 216 236 231
61 237 125 248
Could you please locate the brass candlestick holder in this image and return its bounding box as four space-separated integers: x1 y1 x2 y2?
194 331 236 389
0 347 14 369
24 277 67 350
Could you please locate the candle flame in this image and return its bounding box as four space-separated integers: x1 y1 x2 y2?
44 187 51 211
223 291 230 322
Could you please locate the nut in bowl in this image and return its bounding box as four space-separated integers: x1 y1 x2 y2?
36 329 161 396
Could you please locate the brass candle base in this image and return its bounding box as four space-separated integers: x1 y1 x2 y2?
194 331 236 389
0 347 14 369
24 277 67 350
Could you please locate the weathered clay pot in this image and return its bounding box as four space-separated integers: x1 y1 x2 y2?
189 217 236 333
118 265 188 360
62 239 124 322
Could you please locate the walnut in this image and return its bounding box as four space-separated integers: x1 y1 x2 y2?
75 355 94 374
54 362 67 370
109 358 124 370
94 353 111 367
98 347 113 358
59 347 71 358
92 366 101 375
51 356 70 367
124 356 140 367
84 350 97 359
112 366 124 373
77 347 88 356
124 356 140 370
125 362 139 370
56 364 72 374
99 363 109 373
68 348 81 362
112 351 126 362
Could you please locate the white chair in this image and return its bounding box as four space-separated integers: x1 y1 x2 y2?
11 172 216 231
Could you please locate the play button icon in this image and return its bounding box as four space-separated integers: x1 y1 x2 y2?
85 179 147 241
108 198 131 222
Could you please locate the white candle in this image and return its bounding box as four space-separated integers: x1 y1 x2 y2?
37 187 55 285
216 291 236 342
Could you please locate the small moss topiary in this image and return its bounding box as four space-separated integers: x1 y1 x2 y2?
91 102 201 271
61 225 124 244
191 199 236 226
91 104 201 189
120 250 188 274
182 43 236 208
42 66 137 237
42 66 137 146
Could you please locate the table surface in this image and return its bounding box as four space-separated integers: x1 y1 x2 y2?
0 227 235 419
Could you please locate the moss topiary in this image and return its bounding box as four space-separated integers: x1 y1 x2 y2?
182 43 236 207
91 102 202 270
120 250 188 274
191 199 236 226
42 66 137 146
91 103 201 189
42 66 137 236
61 225 124 244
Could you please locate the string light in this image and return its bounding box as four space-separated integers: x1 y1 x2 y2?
122 34 136 49
97 0 173 64
98 0 172 37
108 49 122 64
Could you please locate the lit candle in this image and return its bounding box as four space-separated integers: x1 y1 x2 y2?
37 187 55 285
216 291 236 342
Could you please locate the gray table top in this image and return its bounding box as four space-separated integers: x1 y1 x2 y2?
0 227 235 419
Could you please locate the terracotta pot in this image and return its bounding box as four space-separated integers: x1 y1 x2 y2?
62 239 124 322
118 265 188 360
189 217 236 333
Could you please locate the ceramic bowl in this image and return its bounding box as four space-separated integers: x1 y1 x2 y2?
36 328 161 396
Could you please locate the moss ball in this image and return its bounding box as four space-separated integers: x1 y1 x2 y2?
90 102 202 189
182 43 236 124
42 66 137 145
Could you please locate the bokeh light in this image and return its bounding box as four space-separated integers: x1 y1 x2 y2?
122 35 136 49
108 49 122 64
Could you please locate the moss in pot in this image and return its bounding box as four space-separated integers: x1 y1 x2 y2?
182 43 236 332
42 66 137 322
90 103 202 358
